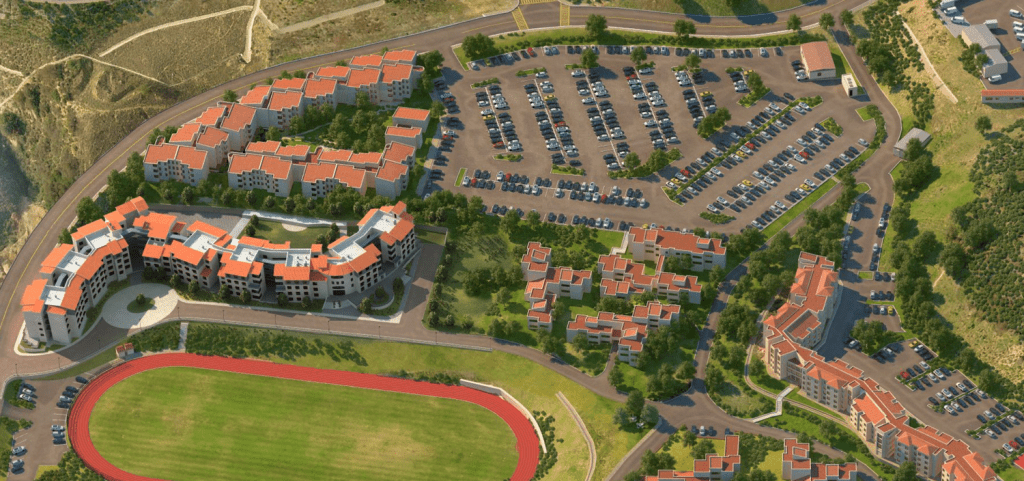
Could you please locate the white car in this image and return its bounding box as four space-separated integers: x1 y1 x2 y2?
581 97 595 105
572 70 585 77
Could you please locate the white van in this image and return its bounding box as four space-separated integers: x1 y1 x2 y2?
1012 9 1022 18
990 75 1003 83
945 7 959 15
1014 21 1024 28
1017 32 1024 40
953 16 966 24
1016 25 1024 32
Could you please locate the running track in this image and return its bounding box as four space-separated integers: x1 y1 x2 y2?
67 353 540 481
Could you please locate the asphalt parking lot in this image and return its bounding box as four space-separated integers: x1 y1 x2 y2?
936 0 1024 88
838 340 1020 463
439 44 875 233
5 379 75 477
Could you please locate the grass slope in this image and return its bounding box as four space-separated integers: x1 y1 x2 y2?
90 367 518 481
251 220 333 248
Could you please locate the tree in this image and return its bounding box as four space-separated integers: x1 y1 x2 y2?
626 390 646 417
840 9 854 28
686 53 702 71
819 12 834 30
170 274 181 289
674 19 696 38
939 242 969 279
135 293 147 306
526 209 541 228
631 47 649 67
818 420 839 442
359 297 373 313
623 152 642 169
263 196 276 210
277 292 288 306
500 209 521 233
580 48 599 69
188 280 200 296
240 290 252 304
639 449 675 474
429 100 445 120
894 462 917 481
585 14 607 39
76 197 103 227
495 286 512 305
746 72 765 93
417 50 445 76
676 361 696 383
691 438 716 460
682 430 698 447
614 407 631 427
219 284 230 300
641 404 660 425
609 364 625 387
787 14 802 32
462 33 496 60
223 89 238 103
975 115 992 134
267 126 282 141
180 186 195 205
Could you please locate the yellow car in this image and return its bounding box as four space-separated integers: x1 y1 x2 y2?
736 151 748 158
800 183 811 191
483 114 495 121
888 305 896 315
543 94 556 101
742 179 754 187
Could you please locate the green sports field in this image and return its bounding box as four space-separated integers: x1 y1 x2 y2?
88 367 518 481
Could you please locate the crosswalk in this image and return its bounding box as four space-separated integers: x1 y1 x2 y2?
559 3 571 26
520 0 556 4
512 7 529 30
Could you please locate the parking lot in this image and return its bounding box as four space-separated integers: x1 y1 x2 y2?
936 0 1024 88
5 377 86 477
438 43 874 233
838 340 1021 463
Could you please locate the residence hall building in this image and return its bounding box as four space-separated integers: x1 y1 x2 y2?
567 301 680 366
597 254 702 305
20 198 148 345
647 435 858 481
520 242 592 331
314 50 423 106
22 198 419 343
753 253 1000 481
626 226 727 272
799 42 836 80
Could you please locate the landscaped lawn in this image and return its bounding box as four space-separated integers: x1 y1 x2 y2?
250 220 333 248
762 179 837 239
662 438 726 471
89 367 518 481
415 228 447 246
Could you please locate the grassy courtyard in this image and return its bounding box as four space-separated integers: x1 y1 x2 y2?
250 220 334 248
89 367 518 481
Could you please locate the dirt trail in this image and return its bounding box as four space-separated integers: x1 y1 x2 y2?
0 54 166 110
0 65 25 77
902 18 958 104
242 0 263 62
99 6 254 58
275 0 385 34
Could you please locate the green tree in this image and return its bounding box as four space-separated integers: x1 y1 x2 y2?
526 209 541 228
686 53 702 71
840 9 854 28
746 72 765 93
170 274 181 289
188 280 200 296
572 332 591 352
894 462 917 481
676 361 696 383
609 363 625 387
939 242 969 279
263 196 276 210
180 186 195 205
631 47 648 67
585 14 608 39
240 290 252 304
626 389 646 417
500 209 521 233
267 126 282 141
614 407 630 427
682 430 698 447
219 284 230 300
581 48 599 69
819 12 834 30
975 115 992 134
76 197 103 227
495 286 512 305
277 292 288 306
135 293 147 305
223 89 238 102
674 19 696 38
59 228 73 245
639 449 675 474
818 420 839 442
787 14 802 32
430 100 445 119
691 438 716 460
462 33 496 60
417 50 445 76
359 297 373 313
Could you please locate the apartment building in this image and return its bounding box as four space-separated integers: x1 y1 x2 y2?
384 125 423 149
227 153 295 197
761 252 840 352
314 50 422 106
520 242 592 331
142 142 212 186
21 200 147 344
648 436 856 481
626 227 727 272
300 161 370 198
566 301 679 366
391 106 431 131
597 254 702 305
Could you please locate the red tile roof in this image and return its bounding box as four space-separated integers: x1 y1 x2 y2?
981 89 1024 97
194 106 226 126
246 140 282 154
196 127 229 148
381 64 413 83
268 91 302 111
386 126 421 138
376 160 408 182
800 41 835 73
315 65 350 80
272 77 306 91
346 68 381 88
382 142 415 163
350 152 382 165
168 123 201 144
392 107 430 122
238 85 271 107
383 50 416 63
303 78 336 99
350 54 384 67
221 104 257 133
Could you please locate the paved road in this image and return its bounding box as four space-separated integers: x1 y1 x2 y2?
0 3 904 478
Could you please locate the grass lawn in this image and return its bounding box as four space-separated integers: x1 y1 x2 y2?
415 228 446 246
858 271 873 279
662 438 726 471
455 167 467 187
184 326 646 480
997 466 1024 481
33 465 59 478
855 106 873 121
762 179 837 239
90 367 518 481
758 449 784 478
250 220 334 248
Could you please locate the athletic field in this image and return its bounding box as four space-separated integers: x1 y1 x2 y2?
88 366 518 480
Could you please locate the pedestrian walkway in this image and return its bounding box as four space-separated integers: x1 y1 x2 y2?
750 386 792 422
512 7 529 30
178 322 189 351
520 0 556 4
557 392 596 481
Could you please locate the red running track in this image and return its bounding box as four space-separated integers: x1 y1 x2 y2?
68 353 540 481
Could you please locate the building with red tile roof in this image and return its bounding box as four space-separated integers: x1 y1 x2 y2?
143 141 212 186
319 50 421 106
195 126 231 167
238 85 271 108
648 436 856 481
567 301 679 366
268 91 304 129
227 152 296 197
382 141 416 166
799 42 836 80
981 89 1024 104
219 102 259 151
519 242 593 331
167 122 201 145
597 254 702 305
391 107 431 131
627 227 726 272
374 160 409 199
300 161 370 197
384 125 423 149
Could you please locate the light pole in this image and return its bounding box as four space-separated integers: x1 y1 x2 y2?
378 325 381 339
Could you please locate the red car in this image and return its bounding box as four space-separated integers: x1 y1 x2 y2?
527 47 536 57
746 142 755 150
470 178 478 187
601 194 608 203
799 151 810 159
493 141 504 149
900 372 910 380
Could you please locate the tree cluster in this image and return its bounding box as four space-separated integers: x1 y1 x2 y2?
698 108 732 139
610 148 681 179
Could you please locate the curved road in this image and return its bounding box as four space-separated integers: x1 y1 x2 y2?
0 2 902 478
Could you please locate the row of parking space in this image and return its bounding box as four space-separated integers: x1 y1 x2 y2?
6 376 89 476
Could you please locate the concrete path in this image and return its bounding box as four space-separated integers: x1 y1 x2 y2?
276 0 386 34
557 391 597 481
749 386 792 422
99 6 253 58
101 284 178 331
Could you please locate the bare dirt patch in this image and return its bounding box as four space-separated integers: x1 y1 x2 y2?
92 0 255 56
262 0 376 27
280 223 307 232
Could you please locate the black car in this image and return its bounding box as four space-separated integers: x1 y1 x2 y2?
784 92 795 101
76 376 89 384
57 401 70 409
978 414 987 423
